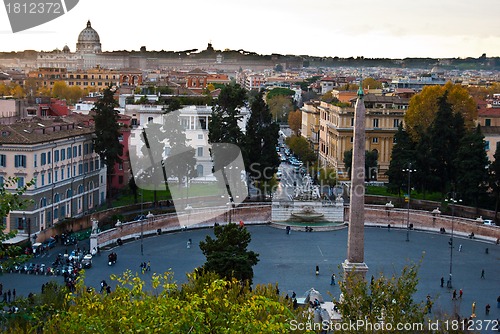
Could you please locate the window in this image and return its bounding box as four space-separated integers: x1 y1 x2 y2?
118 163 123 170
485 141 490 150
198 134 203 140
485 119 491 126
0 154 6 167
393 119 400 128
372 137 379 143
73 165 76 176
73 146 77 158
373 118 379 128
67 147 72 159
0 175 3 187
61 169 64 180
47 151 51 164
48 172 52 184
54 170 58 182
118 134 124 141
78 145 82 157
61 149 65 161
55 150 60 162
84 143 88 155
78 163 83 175
34 154 37 167
41 153 46 165
350 137 354 143
84 163 88 173
14 155 27 168
197 147 203 157
17 177 24 188
41 173 45 186
148 117 153 123
196 164 204 177
67 166 71 178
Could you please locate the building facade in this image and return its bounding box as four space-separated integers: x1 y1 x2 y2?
303 95 408 181
0 118 106 238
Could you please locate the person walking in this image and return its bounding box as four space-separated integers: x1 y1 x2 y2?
452 289 457 300
459 289 463 299
481 269 485 279
187 239 192 249
7 289 11 303
440 277 444 288
330 273 336 285
486 304 491 315
315 265 319 276
146 261 151 272
458 244 462 252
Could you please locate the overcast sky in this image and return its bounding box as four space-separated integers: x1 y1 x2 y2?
1 0 499 58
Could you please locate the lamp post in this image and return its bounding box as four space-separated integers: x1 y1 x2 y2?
402 163 416 242
445 192 461 289
22 212 28 243
140 189 144 256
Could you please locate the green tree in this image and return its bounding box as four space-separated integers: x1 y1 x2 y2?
337 263 428 334
92 87 123 207
455 126 489 209
243 91 280 187
343 149 378 181
266 87 295 100
386 125 416 195
426 92 465 194
489 146 500 220
0 177 34 266
286 135 316 164
199 223 259 284
208 83 246 145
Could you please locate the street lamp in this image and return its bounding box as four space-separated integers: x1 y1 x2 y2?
402 163 416 242
445 192 461 289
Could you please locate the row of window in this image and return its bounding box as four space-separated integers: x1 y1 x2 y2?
36 159 102 187
2 144 94 169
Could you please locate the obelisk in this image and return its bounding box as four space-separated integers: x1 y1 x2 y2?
343 85 368 280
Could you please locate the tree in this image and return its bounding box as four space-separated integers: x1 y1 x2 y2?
455 126 489 209
243 91 280 189
362 77 382 89
208 83 246 146
337 263 428 334
92 87 123 207
286 135 316 164
343 149 378 181
287 109 302 135
426 92 465 194
199 223 259 284
6 270 308 333
0 177 34 264
267 94 293 123
404 82 476 141
386 125 416 195
489 146 500 220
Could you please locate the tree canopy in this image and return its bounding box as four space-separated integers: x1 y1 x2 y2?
404 82 476 141
288 109 302 135
199 223 259 284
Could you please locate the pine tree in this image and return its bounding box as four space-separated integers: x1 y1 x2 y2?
455 126 489 209
92 87 123 207
199 223 259 284
243 91 280 185
386 124 416 195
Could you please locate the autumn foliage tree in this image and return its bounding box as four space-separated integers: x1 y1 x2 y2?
288 109 302 135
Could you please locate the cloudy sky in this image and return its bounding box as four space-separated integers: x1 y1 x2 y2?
1 0 499 58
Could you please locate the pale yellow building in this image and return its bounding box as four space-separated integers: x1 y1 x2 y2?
302 94 409 181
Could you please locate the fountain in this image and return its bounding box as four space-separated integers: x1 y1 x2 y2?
291 205 324 222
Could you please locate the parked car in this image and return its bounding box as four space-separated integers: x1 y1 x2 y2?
43 237 57 249
483 219 497 226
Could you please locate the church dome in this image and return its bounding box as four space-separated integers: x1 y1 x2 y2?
76 21 102 53
62 44 70 53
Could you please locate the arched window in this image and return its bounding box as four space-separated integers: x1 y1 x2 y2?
78 184 84 194
54 193 60 203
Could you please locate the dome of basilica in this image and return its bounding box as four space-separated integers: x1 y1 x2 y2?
76 21 102 54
